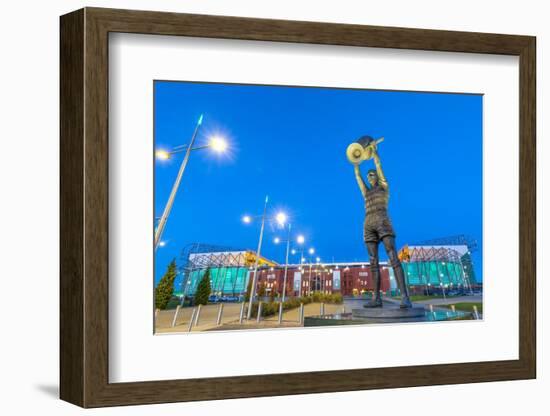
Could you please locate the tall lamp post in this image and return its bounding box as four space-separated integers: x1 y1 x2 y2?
306 249 317 296
293 246 314 297
313 256 321 293
274 228 305 302
154 114 228 250
243 201 287 319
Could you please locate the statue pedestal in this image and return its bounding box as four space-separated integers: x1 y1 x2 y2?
352 304 425 319
303 303 472 327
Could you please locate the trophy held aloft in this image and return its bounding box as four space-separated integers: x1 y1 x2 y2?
346 135 384 164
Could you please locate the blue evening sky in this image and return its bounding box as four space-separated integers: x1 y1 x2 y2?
154 81 483 284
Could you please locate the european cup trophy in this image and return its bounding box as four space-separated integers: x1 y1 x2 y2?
347 135 412 309
346 135 384 164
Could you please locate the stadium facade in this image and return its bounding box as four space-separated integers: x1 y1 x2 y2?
176 242 478 298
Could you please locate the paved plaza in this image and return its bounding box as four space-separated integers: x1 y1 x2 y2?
155 294 482 334
155 302 346 333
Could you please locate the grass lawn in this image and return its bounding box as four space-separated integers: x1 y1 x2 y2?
438 302 483 314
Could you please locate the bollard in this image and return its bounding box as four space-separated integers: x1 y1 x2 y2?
298 303 304 324
171 305 181 328
320 302 325 316
278 302 284 324
216 303 224 326
449 305 455 318
187 308 197 332
256 301 263 323
153 308 160 329
194 304 202 326
239 302 245 324
429 304 435 319
473 305 480 320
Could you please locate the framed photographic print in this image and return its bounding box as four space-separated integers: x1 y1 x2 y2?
60 7 536 408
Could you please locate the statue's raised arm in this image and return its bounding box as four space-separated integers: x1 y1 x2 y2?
372 144 388 191
354 164 369 199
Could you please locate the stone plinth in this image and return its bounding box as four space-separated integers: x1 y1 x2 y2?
352 305 425 319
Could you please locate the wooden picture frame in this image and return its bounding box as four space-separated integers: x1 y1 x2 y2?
60 7 536 408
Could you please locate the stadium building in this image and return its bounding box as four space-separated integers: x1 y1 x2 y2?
176 239 478 299
398 244 476 294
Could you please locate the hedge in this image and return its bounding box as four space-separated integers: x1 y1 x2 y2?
248 293 343 318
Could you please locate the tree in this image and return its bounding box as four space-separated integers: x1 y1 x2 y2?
155 259 177 310
195 268 212 305
257 282 266 298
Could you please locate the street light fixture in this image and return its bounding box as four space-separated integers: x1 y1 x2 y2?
155 149 171 160
154 115 228 250
306 251 318 295
290 244 315 297
209 136 228 152
275 212 287 226
273 227 305 302
155 136 228 161
242 200 288 319
289 245 316 296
